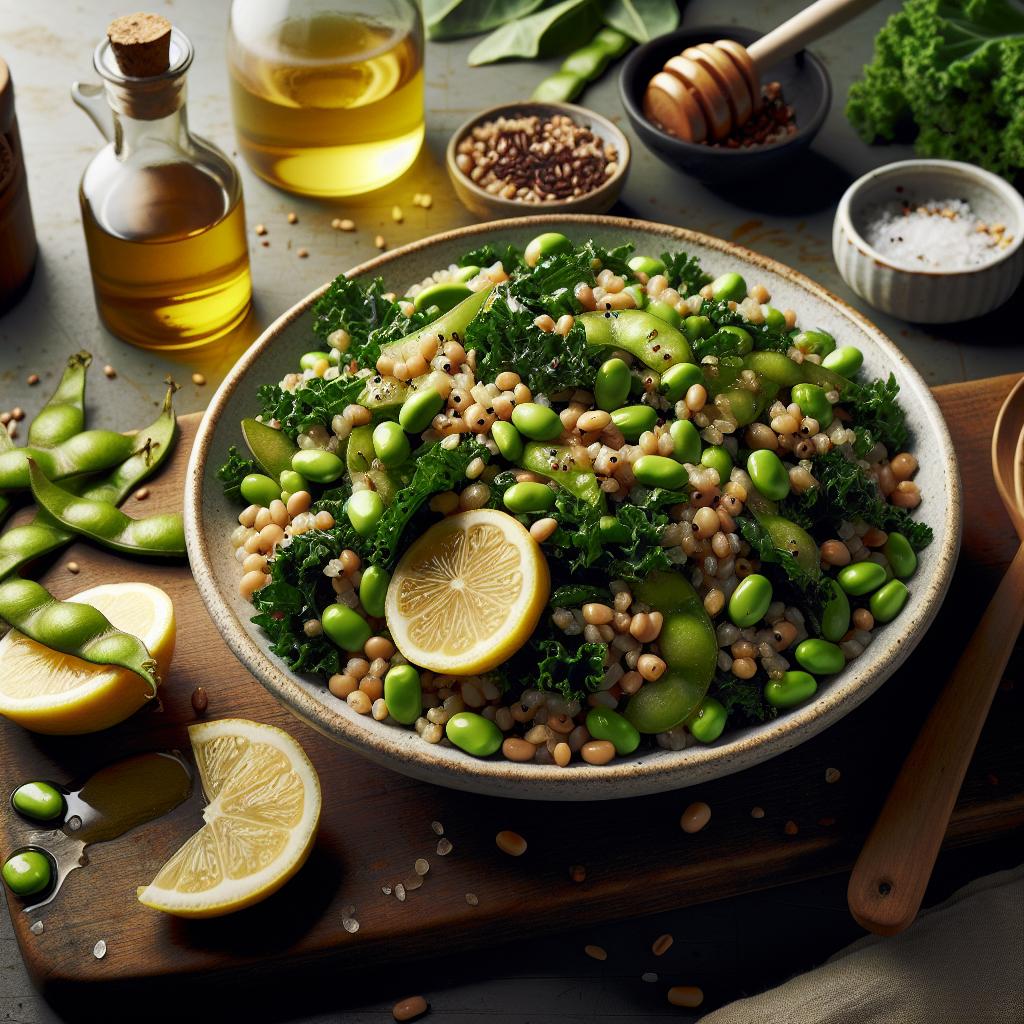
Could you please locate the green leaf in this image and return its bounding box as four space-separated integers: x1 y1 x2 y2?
599 0 680 42
217 446 257 503
535 637 607 702
468 0 602 65
426 0 548 40
258 375 367 441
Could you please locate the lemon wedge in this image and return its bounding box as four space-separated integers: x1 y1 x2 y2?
0 582 175 735
138 718 321 918
385 509 549 675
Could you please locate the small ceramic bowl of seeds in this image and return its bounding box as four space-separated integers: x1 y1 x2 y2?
446 101 630 218
833 158 1024 323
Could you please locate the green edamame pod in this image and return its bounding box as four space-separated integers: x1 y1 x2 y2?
701 445 733 484
743 351 805 388
446 712 502 757
28 351 91 447
870 579 909 623
580 309 694 370
511 402 563 441
563 38 610 78
633 455 688 490
0 429 13 530
0 385 179 581
522 443 605 507
790 383 833 427
0 578 159 694
624 572 717 733
0 429 142 492
532 26 630 102
524 232 573 268
346 425 399 506
398 387 445 434
28 460 185 558
532 70 586 103
242 418 300 479
684 315 714 339
378 285 492 365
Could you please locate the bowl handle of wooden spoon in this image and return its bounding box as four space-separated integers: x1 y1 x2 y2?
748 0 881 70
847 542 1024 936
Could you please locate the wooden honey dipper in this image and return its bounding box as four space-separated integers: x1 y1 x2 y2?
644 0 878 143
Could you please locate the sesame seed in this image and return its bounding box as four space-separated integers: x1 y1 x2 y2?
340 218 356 232
297 247 309 258
255 224 267 235
27 373 39 386
375 234 386 250
192 372 206 386
420 193 432 208
67 561 80 574
134 486 150 500
287 212 298 224
330 218 342 229
392 205 403 222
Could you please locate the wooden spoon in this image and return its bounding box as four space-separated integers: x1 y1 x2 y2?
847 376 1024 935
644 0 879 142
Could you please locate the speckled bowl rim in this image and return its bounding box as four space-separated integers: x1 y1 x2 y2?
444 101 630 214
185 213 961 800
835 158 1024 277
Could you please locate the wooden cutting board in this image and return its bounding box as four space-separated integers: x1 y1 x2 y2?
2 375 1022 1002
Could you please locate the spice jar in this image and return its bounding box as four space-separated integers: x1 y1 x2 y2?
0 58 38 314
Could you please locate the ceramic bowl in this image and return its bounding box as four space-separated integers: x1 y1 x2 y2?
445 101 629 217
185 214 961 801
618 26 830 184
833 159 1024 323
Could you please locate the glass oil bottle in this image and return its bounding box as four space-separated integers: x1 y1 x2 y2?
73 14 252 350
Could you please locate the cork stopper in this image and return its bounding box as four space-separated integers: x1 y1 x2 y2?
107 13 172 78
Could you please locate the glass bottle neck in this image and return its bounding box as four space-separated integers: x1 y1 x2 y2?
105 76 189 157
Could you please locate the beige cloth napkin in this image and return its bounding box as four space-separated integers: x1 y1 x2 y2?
701 865 1024 1024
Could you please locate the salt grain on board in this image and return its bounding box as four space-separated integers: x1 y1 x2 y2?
93 939 107 959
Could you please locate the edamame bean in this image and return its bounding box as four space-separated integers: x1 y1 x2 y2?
760 306 786 330
292 448 345 484
2 850 52 897
28 351 90 448
595 358 632 411
511 403 563 441
322 603 372 652
399 388 445 433
300 351 332 371
240 473 281 507
764 671 817 709
870 579 909 623
684 315 713 340
883 532 917 579
491 421 524 462
524 232 572 268
685 696 727 744
446 711 502 756
585 707 640 755
728 573 773 628
0 578 159 694
12 782 64 822
628 255 665 277
790 383 833 427
710 272 746 302
718 324 753 354
661 362 704 403
623 283 647 309
700 446 733 483
359 564 390 618
794 638 845 675
383 664 422 725
346 489 385 537
821 346 864 377
280 469 307 495
610 405 658 440
669 419 701 464
837 561 887 596
633 455 688 490
647 300 681 327
790 329 835 357
372 421 411 467
413 281 473 314
28 462 185 558
821 579 851 643
503 482 555 514
746 450 790 501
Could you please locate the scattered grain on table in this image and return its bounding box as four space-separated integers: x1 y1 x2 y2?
297 247 309 258
495 830 527 856
67 561 80 574
584 944 607 961
392 995 429 1022
395 882 407 902
652 934 673 957
405 874 423 892
134 486 150 501
784 820 799 836
192 372 206 386
436 837 453 856
27 373 39 385
392 205 403 222
465 892 479 906
375 234 386 250
92 939 107 960
667 986 703 1008
570 864 586 883
287 212 298 224
680 801 711 834
11 407 24 420
430 820 444 836
414 858 429 876
190 686 208 716
642 972 658 983
339 218 356 232
825 767 841 784
255 223 267 235
104 364 117 378
751 806 766 819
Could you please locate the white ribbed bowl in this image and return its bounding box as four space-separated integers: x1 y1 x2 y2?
833 159 1024 324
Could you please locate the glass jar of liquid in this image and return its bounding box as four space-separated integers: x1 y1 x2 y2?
227 0 425 197
73 21 252 350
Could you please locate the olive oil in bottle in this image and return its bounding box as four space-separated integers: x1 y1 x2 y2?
74 14 252 349
227 2 424 197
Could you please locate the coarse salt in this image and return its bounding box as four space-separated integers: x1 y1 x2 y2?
863 199 1012 270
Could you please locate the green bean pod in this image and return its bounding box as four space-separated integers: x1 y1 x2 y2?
531 26 630 102
0 578 159 695
0 386 179 580
28 461 185 558
242 418 299 479
0 430 141 492
0 428 13 530
28 350 91 448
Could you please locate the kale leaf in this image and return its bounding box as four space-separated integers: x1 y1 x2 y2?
845 374 908 453
258 374 367 440
698 298 792 354
217 446 257 502
459 241 525 273
709 669 777 726
534 637 607 702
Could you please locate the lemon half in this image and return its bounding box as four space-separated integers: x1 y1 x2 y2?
385 509 549 675
0 582 175 735
138 718 321 918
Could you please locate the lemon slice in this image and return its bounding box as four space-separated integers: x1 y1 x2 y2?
138 718 321 918
385 509 550 675
0 582 175 735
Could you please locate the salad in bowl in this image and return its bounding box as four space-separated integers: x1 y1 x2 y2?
216 230 932 771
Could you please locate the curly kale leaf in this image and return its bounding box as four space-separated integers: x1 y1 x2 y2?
459 241 525 273
780 449 933 550
258 375 367 440
534 637 607 702
659 250 710 295
550 583 613 608
709 669 777 726
844 374 908 453
698 298 792 354
217 446 257 502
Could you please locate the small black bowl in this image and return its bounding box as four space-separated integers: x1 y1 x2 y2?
619 25 831 185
